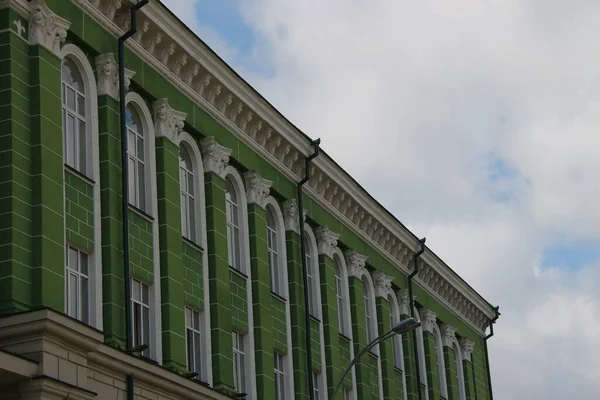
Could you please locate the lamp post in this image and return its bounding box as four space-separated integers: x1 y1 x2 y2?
330 317 421 400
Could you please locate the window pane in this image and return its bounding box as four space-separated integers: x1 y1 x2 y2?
193 332 201 373
133 303 141 346
132 279 140 301
142 283 149 305
137 161 145 211
187 329 194 371
180 194 188 237
143 306 150 353
188 197 196 242
62 58 83 92
66 114 76 167
80 253 88 275
68 247 78 271
69 273 77 317
77 94 85 117
233 227 240 270
81 276 89 324
193 310 200 330
187 173 194 196
137 135 144 161
78 119 86 174
67 87 76 110
128 157 136 204
128 129 135 153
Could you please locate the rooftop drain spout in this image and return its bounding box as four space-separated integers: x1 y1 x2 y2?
408 237 426 400
484 306 500 400
297 138 320 400
118 1 148 399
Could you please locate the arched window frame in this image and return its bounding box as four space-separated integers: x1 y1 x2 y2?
178 132 212 384
264 197 294 398
303 224 327 396
178 138 202 245
386 291 408 400
431 323 449 399
331 247 356 397
59 44 102 330
265 199 286 298
451 338 467 400
224 166 256 399
124 91 162 363
413 308 430 400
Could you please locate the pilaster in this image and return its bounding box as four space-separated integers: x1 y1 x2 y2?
200 137 234 391
460 339 476 399
28 1 69 310
153 98 188 372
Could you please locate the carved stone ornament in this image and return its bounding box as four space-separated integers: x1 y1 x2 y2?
283 199 306 234
95 53 135 100
397 289 411 316
459 338 475 361
199 137 231 178
345 249 368 278
372 271 393 298
440 323 457 347
421 308 438 333
316 225 339 258
29 0 70 56
244 170 272 208
152 99 187 145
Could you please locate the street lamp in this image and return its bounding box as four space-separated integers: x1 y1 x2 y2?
330 317 421 400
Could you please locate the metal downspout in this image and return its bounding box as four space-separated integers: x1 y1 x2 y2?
408 237 426 400
484 307 500 400
297 139 320 400
118 1 148 399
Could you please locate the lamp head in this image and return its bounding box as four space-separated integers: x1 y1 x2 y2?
391 317 421 334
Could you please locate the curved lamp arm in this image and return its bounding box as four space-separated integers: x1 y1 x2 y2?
330 317 421 400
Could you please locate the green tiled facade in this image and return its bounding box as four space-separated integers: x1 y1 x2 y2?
0 1 499 400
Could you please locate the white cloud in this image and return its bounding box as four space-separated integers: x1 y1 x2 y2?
164 0 600 398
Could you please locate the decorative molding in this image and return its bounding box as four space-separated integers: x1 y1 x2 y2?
372 271 393 298
421 309 438 333
152 98 187 145
244 170 272 208
440 323 457 347
199 137 231 178
459 338 475 361
345 249 368 278
283 199 306 234
315 225 339 258
397 289 411 316
28 0 70 56
74 0 497 336
94 53 135 100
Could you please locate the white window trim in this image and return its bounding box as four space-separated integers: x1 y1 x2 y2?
274 353 286 400
185 306 208 383
130 278 151 357
232 331 246 394
178 132 212 384
414 308 430 400
224 166 256 400
432 324 449 399
64 245 89 324
331 247 357 398
451 339 467 400
59 44 102 330
125 91 162 363
264 197 295 398
303 225 327 396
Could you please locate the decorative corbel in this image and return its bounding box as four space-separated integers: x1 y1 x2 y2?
316 225 339 259
199 137 231 178
28 0 70 57
152 98 187 145
244 170 272 208
345 249 368 278
95 53 135 100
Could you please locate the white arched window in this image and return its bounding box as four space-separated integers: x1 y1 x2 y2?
125 92 161 363
266 205 283 296
432 324 448 399
452 340 466 400
61 57 88 176
225 177 243 272
414 309 429 400
179 144 199 243
60 44 102 329
388 293 408 400
224 167 255 399
363 279 376 345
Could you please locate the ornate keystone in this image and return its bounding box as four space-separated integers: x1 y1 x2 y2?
153 99 187 145
345 249 368 278
441 323 457 347
244 170 272 208
459 338 475 361
199 137 231 178
316 226 339 258
421 309 438 333
372 271 393 298
29 0 70 57
397 289 411 315
95 53 135 100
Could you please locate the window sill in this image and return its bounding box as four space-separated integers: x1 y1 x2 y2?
339 333 352 342
309 314 321 324
182 236 204 252
229 266 248 279
129 204 154 222
271 291 287 303
64 164 95 185
393 366 404 374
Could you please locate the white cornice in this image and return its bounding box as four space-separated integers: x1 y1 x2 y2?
69 0 497 335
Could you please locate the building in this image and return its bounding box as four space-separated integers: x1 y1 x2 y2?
0 0 500 399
